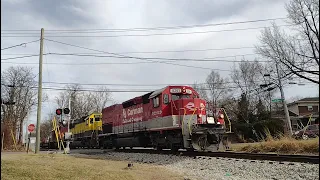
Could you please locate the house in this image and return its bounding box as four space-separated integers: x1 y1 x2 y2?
287 97 319 131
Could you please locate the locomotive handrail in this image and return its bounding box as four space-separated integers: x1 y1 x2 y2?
221 108 232 133
171 100 178 111
188 108 197 135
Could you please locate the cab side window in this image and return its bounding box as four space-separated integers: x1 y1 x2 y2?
163 94 169 104
153 96 160 108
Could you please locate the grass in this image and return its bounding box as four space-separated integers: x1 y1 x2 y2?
1 153 183 180
231 136 319 155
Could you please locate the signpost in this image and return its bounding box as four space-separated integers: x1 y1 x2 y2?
272 98 284 103
27 124 35 153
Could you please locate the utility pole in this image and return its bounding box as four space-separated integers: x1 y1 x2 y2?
35 28 44 154
275 63 293 135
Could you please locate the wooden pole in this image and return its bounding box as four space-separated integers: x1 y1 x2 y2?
27 132 31 153
1 132 4 152
35 28 44 154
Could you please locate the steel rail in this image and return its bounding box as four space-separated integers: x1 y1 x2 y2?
113 149 319 164
40 147 319 164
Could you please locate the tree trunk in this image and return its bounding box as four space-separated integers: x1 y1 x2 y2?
18 120 23 144
2 121 16 149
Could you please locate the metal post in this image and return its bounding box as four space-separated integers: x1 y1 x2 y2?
65 97 71 154
35 28 44 154
59 113 62 152
275 63 293 135
268 76 272 118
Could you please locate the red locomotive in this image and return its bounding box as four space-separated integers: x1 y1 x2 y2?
99 85 230 151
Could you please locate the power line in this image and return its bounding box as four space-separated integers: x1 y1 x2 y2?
1 61 171 65
39 79 311 86
1 24 292 38
2 81 313 93
48 52 263 62
1 39 40 50
1 55 232 71
1 54 40 61
1 17 287 32
1 46 260 55
44 38 235 71
1 52 264 63
0 84 267 92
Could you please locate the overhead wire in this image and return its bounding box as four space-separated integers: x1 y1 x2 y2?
1 46 261 55
1 54 40 61
1 39 40 50
0 83 272 92
1 17 287 32
1 24 292 38
1 80 313 93
38 78 311 87
1 52 265 63
1 52 265 62
43 38 235 71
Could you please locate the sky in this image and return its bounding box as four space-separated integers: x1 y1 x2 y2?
1 0 319 133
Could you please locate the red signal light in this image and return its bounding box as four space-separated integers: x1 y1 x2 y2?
56 108 62 115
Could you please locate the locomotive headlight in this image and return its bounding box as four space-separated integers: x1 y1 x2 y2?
198 114 202 118
207 117 215 124
220 114 224 119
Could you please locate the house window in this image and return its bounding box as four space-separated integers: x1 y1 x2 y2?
308 105 313 111
153 96 160 108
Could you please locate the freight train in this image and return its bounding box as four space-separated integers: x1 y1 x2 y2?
41 85 231 151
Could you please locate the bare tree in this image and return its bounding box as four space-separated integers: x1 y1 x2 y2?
54 85 112 120
256 0 319 84
230 59 271 117
205 70 230 109
1 66 45 147
40 119 53 140
192 81 208 100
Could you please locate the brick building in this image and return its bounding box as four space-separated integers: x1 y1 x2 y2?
287 97 319 131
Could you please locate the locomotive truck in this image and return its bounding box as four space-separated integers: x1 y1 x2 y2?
41 85 231 151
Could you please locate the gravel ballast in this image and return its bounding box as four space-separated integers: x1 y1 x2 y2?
71 150 319 180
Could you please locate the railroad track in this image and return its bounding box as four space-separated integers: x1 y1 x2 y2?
42 147 319 164
113 148 319 164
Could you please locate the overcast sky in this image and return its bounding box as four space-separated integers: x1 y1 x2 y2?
1 0 319 130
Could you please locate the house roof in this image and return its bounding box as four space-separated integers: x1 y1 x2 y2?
298 97 319 102
287 97 319 106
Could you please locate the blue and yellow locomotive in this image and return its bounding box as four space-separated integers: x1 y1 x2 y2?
69 112 102 148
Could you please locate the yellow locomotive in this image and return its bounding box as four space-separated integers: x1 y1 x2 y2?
69 112 102 148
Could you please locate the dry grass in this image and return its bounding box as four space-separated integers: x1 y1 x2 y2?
231 136 319 155
1 153 183 180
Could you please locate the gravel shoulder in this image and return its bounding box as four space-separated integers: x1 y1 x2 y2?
69 149 319 180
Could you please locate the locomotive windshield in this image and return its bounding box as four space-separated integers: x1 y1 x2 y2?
171 94 191 101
